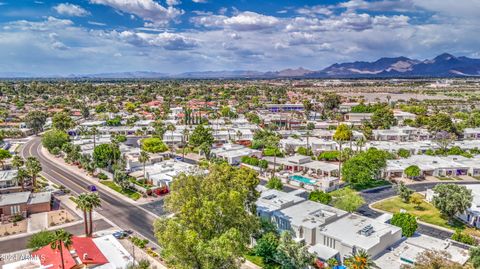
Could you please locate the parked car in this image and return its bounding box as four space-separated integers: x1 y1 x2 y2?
87 185 98 192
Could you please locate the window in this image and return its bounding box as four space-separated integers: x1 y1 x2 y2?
10 205 20 215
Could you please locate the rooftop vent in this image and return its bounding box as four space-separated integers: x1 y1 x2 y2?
359 224 375 236
264 194 277 200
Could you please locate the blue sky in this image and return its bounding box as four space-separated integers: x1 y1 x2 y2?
0 0 479 75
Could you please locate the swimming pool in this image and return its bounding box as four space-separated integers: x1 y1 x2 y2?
289 175 316 185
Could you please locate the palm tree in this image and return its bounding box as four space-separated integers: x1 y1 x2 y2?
110 136 119 164
355 137 367 153
85 193 101 237
333 124 352 180
76 194 90 236
91 126 98 148
181 128 190 159
25 157 42 189
15 168 28 191
11 155 24 169
266 135 281 179
50 229 73 269
166 123 176 144
138 151 150 183
344 249 376 269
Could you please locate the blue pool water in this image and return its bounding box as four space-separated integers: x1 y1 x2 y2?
289 175 316 185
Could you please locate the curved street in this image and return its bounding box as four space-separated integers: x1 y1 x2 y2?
19 137 160 243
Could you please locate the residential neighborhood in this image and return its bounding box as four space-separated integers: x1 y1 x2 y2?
1 0 480 268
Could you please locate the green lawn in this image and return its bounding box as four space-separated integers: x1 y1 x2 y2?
372 193 464 230
100 181 141 201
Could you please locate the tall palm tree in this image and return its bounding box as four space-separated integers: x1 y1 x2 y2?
333 124 352 180
25 157 42 189
91 126 98 148
85 193 101 237
266 135 281 179
76 193 90 236
50 229 73 269
166 123 176 144
138 150 150 183
181 128 190 159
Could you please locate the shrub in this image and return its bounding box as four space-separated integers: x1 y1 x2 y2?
97 173 108 180
308 190 332 204
451 230 477 245
317 151 339 161
391 212 417 237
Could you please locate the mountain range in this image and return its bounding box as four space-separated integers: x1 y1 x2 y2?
2 53 480 79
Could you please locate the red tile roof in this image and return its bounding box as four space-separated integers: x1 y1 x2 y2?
72 237 108 265
33 236 108 269
33 243 76 269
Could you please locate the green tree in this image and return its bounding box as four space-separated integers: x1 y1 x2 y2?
470 246 480 268
141 137 168 153
371 107 396 129
331 187 365 212
308 190 332 204
451 229 476 245
50 229 73 269
397 148 411 158
189 124 214 149
342 148 391 185
266 177 283 190
396 182 414 203
15 168 28 191
432 184 473 221
253 232 279 265
93 143 120 168
52 112 75 131
42 129 70 153
27 230 55 250
0 149 12 170
154 164 260 269
428 113 457 135
390 212 417 237
275 231 314 269
404 165 421 180
24 111 47 134
322 93 341 110
25 157 42 189
344 249 376 269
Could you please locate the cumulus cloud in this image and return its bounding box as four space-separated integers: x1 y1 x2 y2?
192 11 280 31
90 0 183 26
296 5 333 16
54 3 90 17
113 31 198 50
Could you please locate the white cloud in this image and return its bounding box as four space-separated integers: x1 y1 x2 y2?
166 0 181 6
54 3 90 17
90 0 183 26
192 11 280 31
296 6 333 16
113 31 198 50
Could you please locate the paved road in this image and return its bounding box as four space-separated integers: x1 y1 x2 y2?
19 138 162 243
0 219 111 254
358 182 480 240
